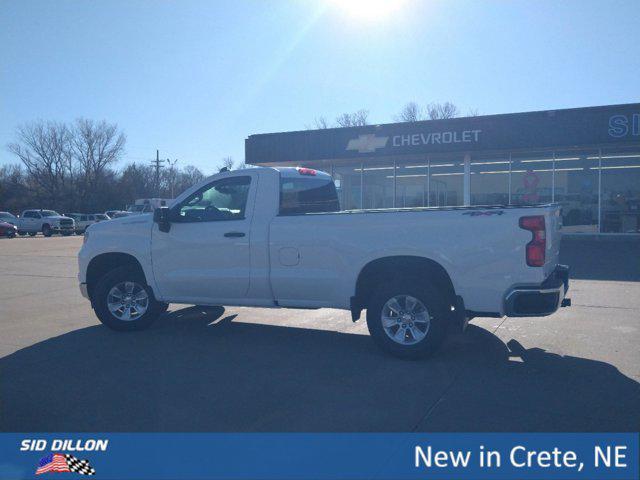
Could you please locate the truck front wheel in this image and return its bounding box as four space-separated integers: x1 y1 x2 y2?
93 266 162 331
42 224 52 237
366 280 448 359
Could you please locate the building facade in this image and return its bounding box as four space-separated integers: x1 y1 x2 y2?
246 103 640 234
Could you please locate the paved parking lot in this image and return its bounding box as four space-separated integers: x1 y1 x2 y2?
1 235 638 432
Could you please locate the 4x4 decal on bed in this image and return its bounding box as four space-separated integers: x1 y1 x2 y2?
462 211 505 216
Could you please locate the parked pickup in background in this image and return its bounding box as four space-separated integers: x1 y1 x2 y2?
17 209 75 237
78 167 570 359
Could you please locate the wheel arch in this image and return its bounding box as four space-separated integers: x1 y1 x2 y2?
86 252 147 301
352 255 457 321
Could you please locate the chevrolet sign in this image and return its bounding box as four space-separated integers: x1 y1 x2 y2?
346 129 482 153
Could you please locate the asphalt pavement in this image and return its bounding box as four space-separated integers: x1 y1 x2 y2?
0 234 638 431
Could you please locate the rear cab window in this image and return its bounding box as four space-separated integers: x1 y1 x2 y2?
279 170 340 215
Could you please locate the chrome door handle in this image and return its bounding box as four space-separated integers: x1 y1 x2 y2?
224 232 245 238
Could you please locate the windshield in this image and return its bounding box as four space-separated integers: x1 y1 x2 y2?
0 212 16 219
40 210 60 217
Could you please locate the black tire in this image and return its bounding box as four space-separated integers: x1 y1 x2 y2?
18 231 27 236
92 266 162 331
42 224 52 237
366 280 449 359
28 232 37 237
7 230 16 238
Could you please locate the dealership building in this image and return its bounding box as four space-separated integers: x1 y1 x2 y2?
246 103 640 234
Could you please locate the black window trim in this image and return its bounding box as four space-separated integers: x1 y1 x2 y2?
171 175 252 223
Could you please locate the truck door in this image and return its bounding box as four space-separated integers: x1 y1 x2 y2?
23 211 39 231
151 175 255 303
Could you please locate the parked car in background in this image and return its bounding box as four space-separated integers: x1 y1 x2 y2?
105 210 122 218
66 213 112 234
110 211 132 219
0 220 17 238
17 209 75 237
126 198 172 215
66 213 90 234
0 211 18 226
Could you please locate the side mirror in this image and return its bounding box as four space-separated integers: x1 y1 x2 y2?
153 206 171 233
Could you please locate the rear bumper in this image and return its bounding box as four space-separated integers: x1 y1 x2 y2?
504 265 570 317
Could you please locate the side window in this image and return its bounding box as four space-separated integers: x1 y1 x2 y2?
279 177 340 215
174 176 251 222
88 215 95 221
24 211 34 218
80 216 87 222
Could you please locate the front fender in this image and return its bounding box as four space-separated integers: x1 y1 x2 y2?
78 217 159 298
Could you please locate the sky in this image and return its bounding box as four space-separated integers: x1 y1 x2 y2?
1 0 639 173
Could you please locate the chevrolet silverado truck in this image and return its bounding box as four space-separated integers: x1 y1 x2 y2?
78 167 570 358
18 209 75 237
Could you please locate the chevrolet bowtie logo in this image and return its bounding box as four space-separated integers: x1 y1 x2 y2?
346 134 389 153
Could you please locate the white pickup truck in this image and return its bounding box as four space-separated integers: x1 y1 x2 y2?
78 167 570 358
18 209 75 237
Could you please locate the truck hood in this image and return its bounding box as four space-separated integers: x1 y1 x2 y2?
44 215 73 221
87 213 153 234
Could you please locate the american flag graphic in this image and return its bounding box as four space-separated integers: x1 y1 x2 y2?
35 453 96 475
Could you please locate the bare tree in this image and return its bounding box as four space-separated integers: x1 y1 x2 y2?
8 121 74 206
0 163 30 213
72 118 126 208
395 102 424 122
180 165 205 186
219 156 234 172
336 109 369 127
426 102 459 120
466 108 480 117
313 116 329 129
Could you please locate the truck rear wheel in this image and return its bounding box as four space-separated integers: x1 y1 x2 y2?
92 266 162 331
366 280 448 359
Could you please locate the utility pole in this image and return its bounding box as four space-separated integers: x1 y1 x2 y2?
150 149 164 197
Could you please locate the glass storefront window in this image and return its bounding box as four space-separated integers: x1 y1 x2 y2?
332 162 362 210
553 150 599 233
429 155 464 206
395 159 428 207
361 161 395 209
510 152 553 205
470 153 510 205
322 145 639 234
600 146 640 233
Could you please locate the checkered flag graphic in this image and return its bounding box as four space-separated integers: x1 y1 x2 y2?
64 454 96 476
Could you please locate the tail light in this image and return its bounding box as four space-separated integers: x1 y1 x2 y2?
297 167 317 176
519 215 546 267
